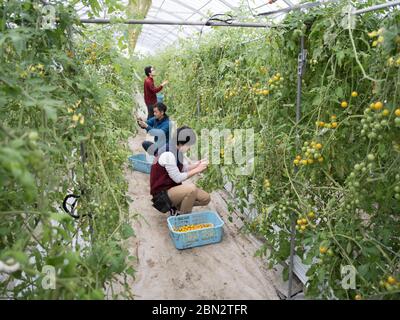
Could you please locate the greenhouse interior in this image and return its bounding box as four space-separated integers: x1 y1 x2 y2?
1 0 400 302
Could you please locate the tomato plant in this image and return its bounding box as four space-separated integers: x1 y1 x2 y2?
1 1 137 299
135 1 400 299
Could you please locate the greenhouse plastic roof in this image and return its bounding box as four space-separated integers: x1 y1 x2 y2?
135 0 300 55
76 0 309 55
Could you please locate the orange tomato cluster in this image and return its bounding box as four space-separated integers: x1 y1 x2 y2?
174 223 214 233
295 211 316 233
316 114 338 129
380 275 400 292
293 141 324 166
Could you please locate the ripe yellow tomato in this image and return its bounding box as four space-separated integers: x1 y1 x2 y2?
341 101 348 108
351 91 358 97
387 276 397 285
315 143 322 150
319 246 328 254
355 294 362 300
374 101 383 110
395 108 400 117
331 122 338 128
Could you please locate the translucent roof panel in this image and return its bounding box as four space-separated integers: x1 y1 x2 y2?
76 0 304 55
135 0 300 55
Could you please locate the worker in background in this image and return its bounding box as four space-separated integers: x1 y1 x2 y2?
137 103 170 156
143 65 168 120
150 126 210 215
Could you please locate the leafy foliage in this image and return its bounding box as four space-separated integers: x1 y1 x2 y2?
137 1 400 299
1 1 137 299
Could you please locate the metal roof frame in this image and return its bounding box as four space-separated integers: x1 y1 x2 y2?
168 0 208 19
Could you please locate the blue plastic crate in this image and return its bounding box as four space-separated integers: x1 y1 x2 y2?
157 93 164 103
167 211 224 250
128 153 154 174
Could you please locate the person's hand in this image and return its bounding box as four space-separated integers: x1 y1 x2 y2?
138 120 147 129
199 159 209 166
161 80 168 86
196 161 208 173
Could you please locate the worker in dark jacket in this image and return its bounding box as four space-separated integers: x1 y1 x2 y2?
150 126 210 215
137 103 170 156
143 66 168 119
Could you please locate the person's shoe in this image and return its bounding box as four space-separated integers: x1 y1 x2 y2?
169 207 183 216
168 207 177 216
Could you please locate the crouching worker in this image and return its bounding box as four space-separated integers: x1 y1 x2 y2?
137 102 170 156
150 126 210 215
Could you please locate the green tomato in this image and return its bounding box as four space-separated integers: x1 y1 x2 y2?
28 131 39 140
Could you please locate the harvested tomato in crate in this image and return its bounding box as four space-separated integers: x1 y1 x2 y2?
167 211 224 250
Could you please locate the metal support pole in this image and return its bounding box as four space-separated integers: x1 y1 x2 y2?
288 34 307 300
257 0 340 16
80 18 271 28
196 93 201 117
353 0 400 15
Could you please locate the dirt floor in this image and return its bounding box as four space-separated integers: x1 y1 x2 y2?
122 94 281 300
